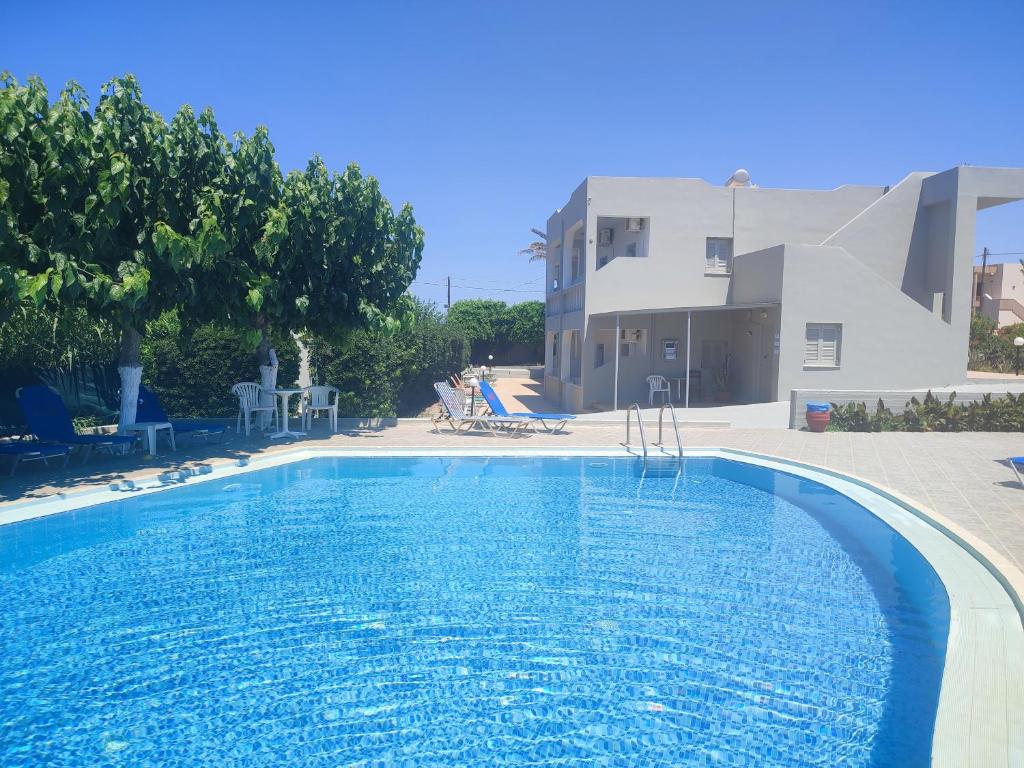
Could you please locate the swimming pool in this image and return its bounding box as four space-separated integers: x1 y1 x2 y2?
0 456 949 766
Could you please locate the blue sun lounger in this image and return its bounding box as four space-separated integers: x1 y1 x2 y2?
137 385 226 443
0 442 72 476
16 385 136 463
1010 457 1024 488
478 380 576 433
432 382 530 435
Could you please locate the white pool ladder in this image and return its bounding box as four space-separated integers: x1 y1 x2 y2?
623 403 648 461
624 403 684 491
654 403 684 459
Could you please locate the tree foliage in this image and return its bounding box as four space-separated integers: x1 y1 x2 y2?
141 312 299 418
309 298 467 417
445 299 544 362
0 72 423 429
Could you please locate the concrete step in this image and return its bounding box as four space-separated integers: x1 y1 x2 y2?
488 366 543 379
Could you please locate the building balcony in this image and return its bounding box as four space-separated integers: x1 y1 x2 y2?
546 283 584 317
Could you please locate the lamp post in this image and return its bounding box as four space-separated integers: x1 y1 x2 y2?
1015 336 1024 377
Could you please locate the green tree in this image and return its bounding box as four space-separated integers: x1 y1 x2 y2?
1 75 233 430
505 300 544 345
446 299 509 348
0 74 54 322
309 298 467 417
231 156 424 394
446 299 544 362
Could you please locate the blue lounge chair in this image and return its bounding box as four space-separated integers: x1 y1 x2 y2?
478 380 576 433
16 385 136 463
432 382 530 435
0 442 72 476
137 384 226 443
1010 457 1024 488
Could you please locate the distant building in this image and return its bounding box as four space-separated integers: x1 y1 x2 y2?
973 262 1024 327
543 166 1024 412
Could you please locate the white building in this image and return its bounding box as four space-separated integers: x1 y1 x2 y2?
973 262 1024 327
543 166 1024 412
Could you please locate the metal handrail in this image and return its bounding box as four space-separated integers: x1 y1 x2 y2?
624 403 647 461
656 403 684 459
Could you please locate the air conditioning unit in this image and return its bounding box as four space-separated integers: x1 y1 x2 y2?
625 218 644 232
598 227 613 245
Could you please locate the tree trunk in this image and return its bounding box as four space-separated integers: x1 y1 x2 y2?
256 328 279 429
117 326 143 437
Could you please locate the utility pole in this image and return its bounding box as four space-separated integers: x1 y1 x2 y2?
446 276 451 311
978 247 989 317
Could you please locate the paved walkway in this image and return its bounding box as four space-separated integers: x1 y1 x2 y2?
490 377 791 428
2 422 1021 589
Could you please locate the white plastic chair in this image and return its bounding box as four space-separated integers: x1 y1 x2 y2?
303 385 340 432
232 382 278 437
646 375 671 406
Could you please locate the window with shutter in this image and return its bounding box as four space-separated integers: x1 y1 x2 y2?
804 323 842 367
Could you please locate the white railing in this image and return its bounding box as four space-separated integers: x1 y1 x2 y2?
623 403 647 461
546 294 560 317
705 257 732 274
563 283 584 313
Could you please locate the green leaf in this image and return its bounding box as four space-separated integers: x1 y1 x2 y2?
246 287 263 311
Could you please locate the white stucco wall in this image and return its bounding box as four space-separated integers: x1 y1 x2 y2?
543 167 1024 413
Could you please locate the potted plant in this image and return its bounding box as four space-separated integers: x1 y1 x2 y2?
713 355 732 403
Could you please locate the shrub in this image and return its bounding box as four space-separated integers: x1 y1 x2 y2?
141 313 299 417
969 314 1020 372
310 299 469 418
445 299 544 364
825 391 1024 432
0 307 121 430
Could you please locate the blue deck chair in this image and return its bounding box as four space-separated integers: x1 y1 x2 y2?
137 385 226 443
478 380 576 433
432 382 530 435
0 442 72 476
1010 457 1024 488
16 385 136 463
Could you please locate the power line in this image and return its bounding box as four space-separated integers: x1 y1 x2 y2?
411 279 543 294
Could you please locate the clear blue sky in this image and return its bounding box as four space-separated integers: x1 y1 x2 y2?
4 1 1022 307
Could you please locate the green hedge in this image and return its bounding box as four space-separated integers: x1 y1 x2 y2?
827 391 1024 432
0 308 300 427
141 313 299 417
445 299 543 364
969 315 1024 373
310 300 468 417
1 300 464 426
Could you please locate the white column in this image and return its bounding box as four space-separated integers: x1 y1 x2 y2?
613 313 620 412
685 310 691 409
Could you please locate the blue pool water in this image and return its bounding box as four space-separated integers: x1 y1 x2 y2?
0 457 949 766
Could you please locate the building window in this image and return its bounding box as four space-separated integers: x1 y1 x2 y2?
550 334 559 373
805 323 842 367
706 237 733 274
595 343 605 368
662 339 678 360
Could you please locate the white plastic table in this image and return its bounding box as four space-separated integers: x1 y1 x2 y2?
269 389 307 440
124 421 176 455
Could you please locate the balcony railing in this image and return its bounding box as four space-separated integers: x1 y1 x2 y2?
546 283 584 316
564 283 584 313
704 257 732 275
